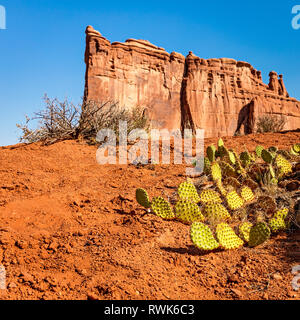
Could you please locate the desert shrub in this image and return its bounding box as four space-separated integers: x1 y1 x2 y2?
256 114 286 133
17 95 149 144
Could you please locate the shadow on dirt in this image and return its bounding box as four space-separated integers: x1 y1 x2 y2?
160 245 222 256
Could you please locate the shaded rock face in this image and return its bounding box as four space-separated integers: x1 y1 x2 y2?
84 26 300 137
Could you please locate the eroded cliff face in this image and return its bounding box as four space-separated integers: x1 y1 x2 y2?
84 26 300 137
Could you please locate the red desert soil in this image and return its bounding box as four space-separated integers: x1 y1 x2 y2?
0 131 299 300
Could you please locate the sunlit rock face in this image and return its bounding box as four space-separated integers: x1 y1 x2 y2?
84 26 300 137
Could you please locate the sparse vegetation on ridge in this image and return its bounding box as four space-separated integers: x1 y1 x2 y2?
17 95 149 145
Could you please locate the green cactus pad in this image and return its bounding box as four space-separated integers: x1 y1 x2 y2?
203 157 211 174
178 181 200 203
228 151 236 165
199 189 222 204
290 147 299 156
261 149 273 164
240 186 255 203
216 179 227 196
204 203 231 223
136 188 151 208
216 223 244 249
240 151 252 162
217 138 224 148
248 222 271 247
269 217 286 233
274 208 288 219
275 154 292 174
206 145 216 163
218 145 229 159
233 151 247 177
226 190 244 210
255 145 264 158
175 200 205 224
292 143 300 153
239 222 253 242
151 197 175 220
291 143 300 154
190 222 219 251
211 162 222 181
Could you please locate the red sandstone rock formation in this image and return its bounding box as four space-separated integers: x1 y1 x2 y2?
84 26 300 137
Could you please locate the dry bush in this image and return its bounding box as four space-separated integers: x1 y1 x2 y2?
256 114 286 133
17 95 149 145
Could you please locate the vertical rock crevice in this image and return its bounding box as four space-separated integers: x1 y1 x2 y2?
180 56 196 133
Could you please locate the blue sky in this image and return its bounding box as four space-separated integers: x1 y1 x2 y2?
0 0 299 146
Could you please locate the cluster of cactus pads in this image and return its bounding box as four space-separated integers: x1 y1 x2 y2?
135 141 299 252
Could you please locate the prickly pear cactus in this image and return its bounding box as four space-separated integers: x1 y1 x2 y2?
240 151 252 167
190 222 219 251
178 181 200 203
240 186 255 203
290 147 299 156
239 221 253 242
175 200 205 224
218 145 229 159
248 222 271 247
219 161 236 177
255 145 264 158
218 138 224 148
274 208 288 219
291 143 300 155
199 189 222 204
211 162 222 181
228 151 236 165
151 197 175 220
216 179 227 196
204 203 231 223
207 145 216 163
204 157 211 174
275 154 292 174
233 152 247 177
226 190 244 210
136 188 151 208
216 223 244 249
269 217 286 233
261 149 273 164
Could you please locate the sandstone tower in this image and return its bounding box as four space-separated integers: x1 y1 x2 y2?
84 26 300 137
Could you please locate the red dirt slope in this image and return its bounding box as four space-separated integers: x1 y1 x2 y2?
0 131 299 300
